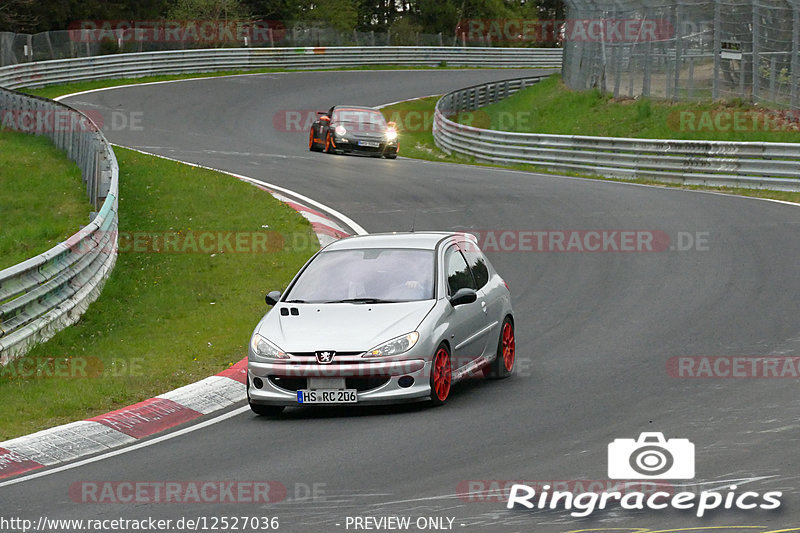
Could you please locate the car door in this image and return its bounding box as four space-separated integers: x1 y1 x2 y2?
461 244 503 355
443 245 491 370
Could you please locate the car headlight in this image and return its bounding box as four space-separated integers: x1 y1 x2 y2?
334 125 347 136
250 334 289 361
363 331 419 358
385 128 398 142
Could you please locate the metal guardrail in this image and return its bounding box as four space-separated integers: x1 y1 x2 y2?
433 75 800 192
0 46 563 90
0 89 118 364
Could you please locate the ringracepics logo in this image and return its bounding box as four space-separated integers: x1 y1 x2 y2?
507 432 782 517
608 432 694 479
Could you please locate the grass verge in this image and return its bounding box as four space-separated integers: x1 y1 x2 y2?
0 147 318 440
380 82 800 204
0 129 93 270
458 74 800 143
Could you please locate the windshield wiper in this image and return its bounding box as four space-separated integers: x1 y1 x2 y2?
284 299 307 303
323 298 400 304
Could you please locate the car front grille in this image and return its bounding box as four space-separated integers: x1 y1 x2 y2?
287 352 363 359
345 377 391 391
267 375 391 393
268 376 306 392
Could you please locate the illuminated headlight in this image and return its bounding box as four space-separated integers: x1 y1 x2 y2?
363 332 419 358
334 125 347 136
385 128 398 142
250 334 289 361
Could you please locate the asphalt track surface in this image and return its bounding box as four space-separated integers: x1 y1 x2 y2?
3 69 800 532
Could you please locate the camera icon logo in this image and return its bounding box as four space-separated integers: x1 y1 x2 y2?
608 432 695 479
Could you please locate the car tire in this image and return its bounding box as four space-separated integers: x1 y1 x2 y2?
309 129 323 152
324 132 335 154
485 317 515 379
429 343 452 406
384 153 398 159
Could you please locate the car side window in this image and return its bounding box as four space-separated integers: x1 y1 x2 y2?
445 246 476 296
462 247 490 290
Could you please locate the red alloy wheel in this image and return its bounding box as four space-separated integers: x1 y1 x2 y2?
501 322 515 372
432 347 451 402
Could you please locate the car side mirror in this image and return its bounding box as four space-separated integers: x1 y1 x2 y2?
265 290 281 306
319 115 330 122
449 288 477 307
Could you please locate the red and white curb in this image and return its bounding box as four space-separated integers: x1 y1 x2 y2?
0 186 357 481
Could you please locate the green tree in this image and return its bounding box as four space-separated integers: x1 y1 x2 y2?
388 16 422 45
0 0 35 31
296 0 358 33
167 0 250 21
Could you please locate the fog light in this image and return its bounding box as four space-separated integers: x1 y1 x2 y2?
253 377 264 389
398 376 414 388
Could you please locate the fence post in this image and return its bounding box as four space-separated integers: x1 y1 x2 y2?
712 0 721 99
752 0 760 102
672 2 683 101
793 3 800 108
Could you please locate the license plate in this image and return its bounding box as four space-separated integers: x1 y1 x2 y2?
297 389 358 404
358 141 380 148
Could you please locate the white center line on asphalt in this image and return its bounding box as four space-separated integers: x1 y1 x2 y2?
0 406 250 489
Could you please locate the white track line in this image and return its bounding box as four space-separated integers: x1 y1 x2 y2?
0 406 249 489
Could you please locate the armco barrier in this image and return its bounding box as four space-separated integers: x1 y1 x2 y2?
0 47 559 363
0 89 118 363
0 47 562 90
433 75 800 192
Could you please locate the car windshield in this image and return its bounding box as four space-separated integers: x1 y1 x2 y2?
333 109 386 127
284 248 435 303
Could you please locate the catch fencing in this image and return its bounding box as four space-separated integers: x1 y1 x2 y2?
0 27 552 67
562 0 800 110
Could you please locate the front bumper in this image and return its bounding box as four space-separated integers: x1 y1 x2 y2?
248 358 431 406
332 136 397 156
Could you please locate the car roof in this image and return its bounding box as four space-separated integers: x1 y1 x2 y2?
322 232 477 252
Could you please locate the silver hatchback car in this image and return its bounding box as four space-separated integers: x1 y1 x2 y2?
247 232 515 416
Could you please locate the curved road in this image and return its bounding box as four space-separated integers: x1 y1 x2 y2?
3 69 800 531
